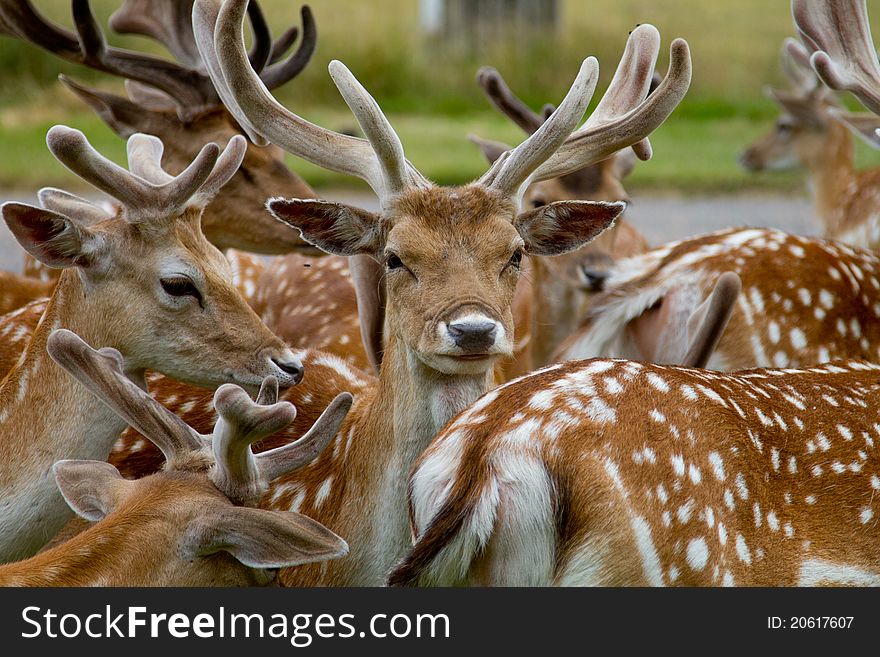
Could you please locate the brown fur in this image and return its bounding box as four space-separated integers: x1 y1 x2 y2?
394 358 880 586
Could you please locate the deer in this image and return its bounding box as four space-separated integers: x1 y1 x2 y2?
469 66 652 378
552 227 880 370
739 36 880 250
0 0 373 371
88 1 692 586
0 271 53 316
0 125 305 562
390 353 880 587
0 0 320 255
0 329 349 586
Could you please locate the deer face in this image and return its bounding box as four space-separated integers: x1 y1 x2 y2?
53 466 344 586
269 185 622 376
739 90 835 172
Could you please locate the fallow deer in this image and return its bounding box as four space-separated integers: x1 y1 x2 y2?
553 227 880 370
0 125 303 562
470 66 651 378
0 0 320 254
739 37 880 250
0 329 349 586
1 0 371 371
98 2 691 586
391 355 880 586
0 271 52 316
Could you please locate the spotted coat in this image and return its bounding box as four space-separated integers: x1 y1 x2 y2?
555 227 880 369
391 358 880 586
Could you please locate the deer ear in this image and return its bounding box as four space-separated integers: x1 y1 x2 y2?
185 507 349 569
267 198 384 257
515 200 625 256
467 134 511 164
53 460 128 522
2 203 105 269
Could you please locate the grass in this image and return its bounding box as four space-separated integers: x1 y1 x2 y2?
1 0 880 194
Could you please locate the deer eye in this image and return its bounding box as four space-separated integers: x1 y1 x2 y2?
160 277 202 304
386 254 404 270
506 248 524 271
776 120 793 135
531 198 547 208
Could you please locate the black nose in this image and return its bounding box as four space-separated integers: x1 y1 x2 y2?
272 358 304 384
581 268 610 292
448 321 497 353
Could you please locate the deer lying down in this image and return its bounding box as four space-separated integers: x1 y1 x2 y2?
391 356 880 587
553 227 880 370
0 330 349 587
739 37 880 250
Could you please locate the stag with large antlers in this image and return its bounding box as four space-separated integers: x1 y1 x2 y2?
0 125 305 562
740 37 880 250
0 0 372 371
471 65 652 377
0 330 349 586
0 0 319 254
92 1 691 586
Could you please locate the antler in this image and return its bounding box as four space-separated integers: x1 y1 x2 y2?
476 66 545 134
46 329 203 467
0 0 317 120
521 26 692 188
212 378 353 505
47 329 354 506
781 37 818 93
44 125 245 223
195 0 428 202
792 0 880 116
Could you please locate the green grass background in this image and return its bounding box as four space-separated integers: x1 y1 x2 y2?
1 0 880 193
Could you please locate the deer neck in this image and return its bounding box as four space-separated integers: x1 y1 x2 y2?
326 334 493 585
805 124 856 234
0 270 131 561
530 257 581 367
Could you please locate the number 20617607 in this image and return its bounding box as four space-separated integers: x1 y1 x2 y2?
768 617 854 629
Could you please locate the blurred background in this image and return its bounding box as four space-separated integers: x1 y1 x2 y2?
1 1 879 224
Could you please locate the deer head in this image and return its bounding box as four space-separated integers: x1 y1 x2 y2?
1 126 304 388
194 0 690 376
44 329 349 586
0 0 321 254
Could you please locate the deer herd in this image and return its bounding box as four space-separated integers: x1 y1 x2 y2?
0 0 877 588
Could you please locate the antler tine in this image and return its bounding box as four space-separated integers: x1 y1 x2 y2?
260 5 318 90
476 66 544 135
268 25 299 65
532 35 691 184
110 0 203 69
71 0 217 113
781 37 817 93
245 0 271 73
196 0 426 201
255 392 353 483
37 187 111 225
46 329 202 464
47 125 238 223
210 377 299 506
0 0 81 57
792 0 880 116
478 57 598 197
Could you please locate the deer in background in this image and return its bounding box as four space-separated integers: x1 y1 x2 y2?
391 354 880 586
0 125 304 562
470 65 652 377
0 0 320 254
554 227 880 370
0 0 372 371
0 330 349 586
739 36 880 250
98 2 691 586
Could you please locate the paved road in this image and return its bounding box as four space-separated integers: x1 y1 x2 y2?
0 190 818 273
